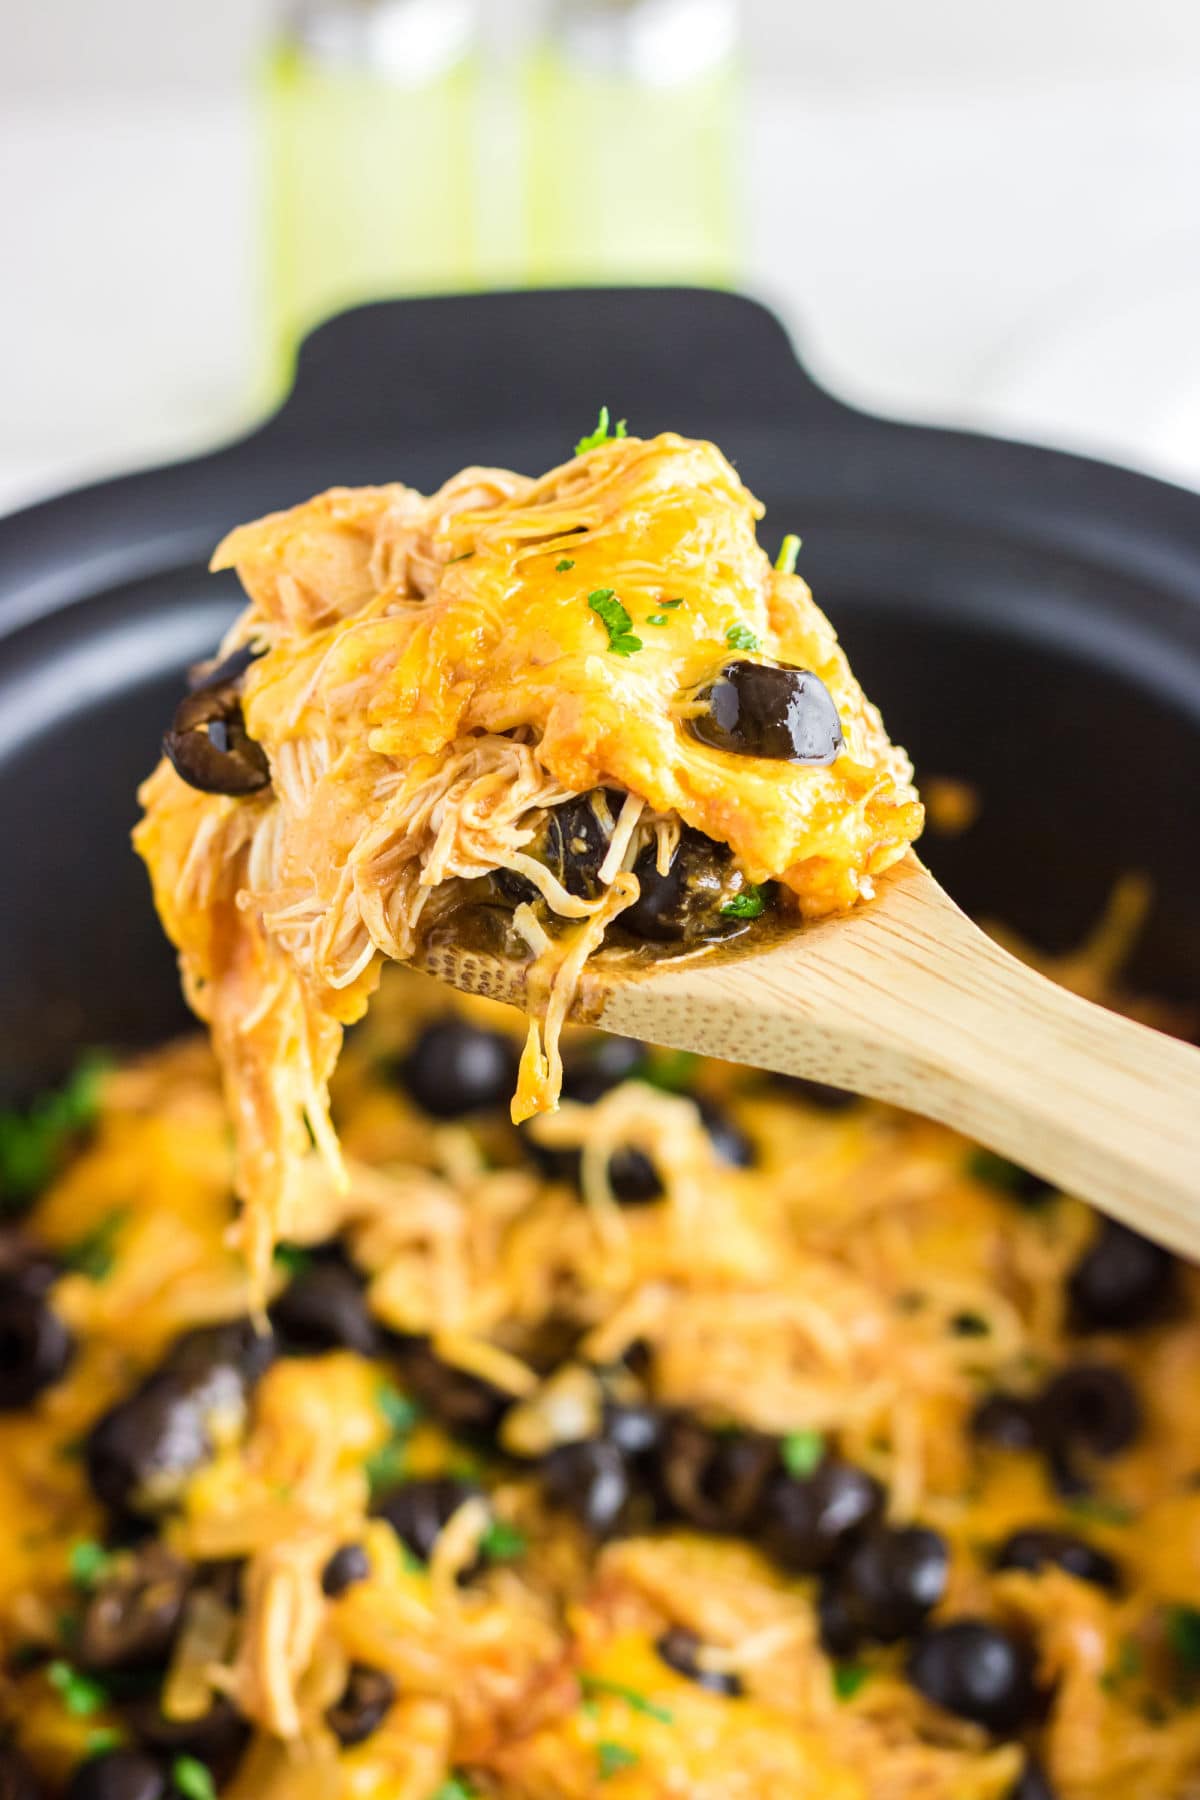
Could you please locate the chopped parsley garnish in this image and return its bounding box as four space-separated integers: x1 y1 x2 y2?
781 1428 825 1478
725 623 761 653
596 1742 640 1780
1167 1605 1200 1669
366 1382 423 1494
172 1755 217 1800
0 1053 107 1209
68 1540 112 1590
48 1660 109 1716
480 1518 528 1562
432 1780 477 1800
556 558 575 572
832 1661 870 1701
775 533 802 575
580 1674 673 1723
61 1208 127 1282
645 613 670 626
720 886 767 921
272 1242 313 1278
377 1383 423 1435
576 407 628 455
639 1048 699 1092
587 589 642 657
84 1727 126 1758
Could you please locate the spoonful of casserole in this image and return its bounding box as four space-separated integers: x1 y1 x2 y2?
135 417 1200 1294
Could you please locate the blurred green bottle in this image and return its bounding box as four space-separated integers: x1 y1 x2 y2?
525 0 742 287
263 0 480 393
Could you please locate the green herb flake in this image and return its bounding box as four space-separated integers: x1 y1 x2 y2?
431 1780 478 1800
775 534 802 575
272 1242 313 1278
596 1742 640 1780
580 1674 673 1724
61 1208 127 1282
364 1441 409 1496
68 1540 112 1590
85 1727 126 1758
645 613 670 626
172 1755 218 1800
587 589 642 657
0 1053 108 1209
48 1660 109 1717
1167 1605 1200 1669
447 550 475 564
725 623 762 653
480 1518 528 1563
660 597 684 609
781 1428 825 1478
720 887 766 921
556 558 575 573
377 1383 423 1436
575 407 628 455
640 1048 699 1093
832 1661 870 1701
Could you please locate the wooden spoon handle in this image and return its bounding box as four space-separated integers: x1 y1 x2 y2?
600 857 1200 1258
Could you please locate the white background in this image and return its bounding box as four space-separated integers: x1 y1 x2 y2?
3 0 1200 510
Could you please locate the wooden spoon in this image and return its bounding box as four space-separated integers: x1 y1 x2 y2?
419 853 1200 1258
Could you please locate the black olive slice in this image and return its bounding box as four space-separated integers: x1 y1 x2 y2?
163 687 269 796
186 641 265 694
686 660 844 764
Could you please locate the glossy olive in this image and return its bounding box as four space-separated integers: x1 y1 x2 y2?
0 1744 42 1800
372 1478 482 1564
397 1019 518 1118
1067 1218 1177 1332
86 1319 273 1518
542 1439 632 1538
601 1402 665 1460
656 1420 778 1533
163 687 269 796
833 1526 950 1645
0 1288 74 1410
186 642 264 694
269 1256 378 1357
326 1665 395 1747
1041 1363 1141 1490
63 1752 165 1800
993 1527 1120 1592
321 1543 371 1597
969 1392 1041 1453
494 790 621 906
656 1626 742 1696
686 659 843 764
123 1694 247 1778
561 1035 647 1101
621 828 751 943
760 1459 885 1573
77 1545 191 1673
907 1619 1040 1734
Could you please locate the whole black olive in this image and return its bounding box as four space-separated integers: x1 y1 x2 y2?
63 1751 165 1800
993 1528 1120 1592
86 1320 273 1518
397 1019 518 1118
542 1439 633 1538
656 1421 777 1533
389 1338 509 1437
686 659 843 765
1009 1758 1057 1800
832 1526 950 1645
123 1695 247 1780
0 1289 74 1410
77 1545 191 1673
907 1619 1040 1734
656 1627 742 1696
163 686 270 797
372 1478 482 1564
494 791 620 907
760 1460 885 1573
1067 1219 1177 1332
1041 1363 1141 1465
601 1402 665 1460
621 828 751 943
0 1744 42 1800
970 1392 1042 1453
326 1665 396 1746
561 1036 647 1102
321 1542 371 1597
269 1257 378 1357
